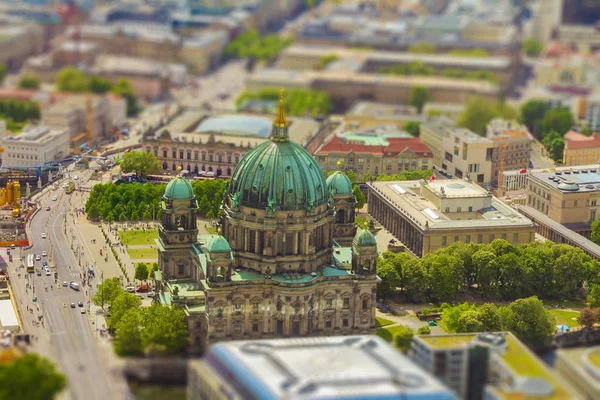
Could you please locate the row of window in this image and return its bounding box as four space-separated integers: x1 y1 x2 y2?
146 148 241 163
6 153 39 160
213 297 369 317
441 233 519 246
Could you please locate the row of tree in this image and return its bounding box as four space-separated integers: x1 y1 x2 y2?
93 278 188 356
236 87 333 117
85 178 226 222
381 62 498 84
223 29 294 62
377 240 600 303
407 43 490 57
440 297 556 347
56 67 139 116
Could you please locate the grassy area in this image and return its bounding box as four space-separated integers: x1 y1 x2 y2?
376 317 395 327
127 248 158 260
587 348 600 369
418 335 472 348
376 325 412 342
549 309 580 328
557 299 586 310
119 229 158 245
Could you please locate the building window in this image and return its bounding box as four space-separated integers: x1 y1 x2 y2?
513 233 518 242
252 303 259 314
574 200 578 207
442 236 447 246
195 321 201 328
325 298 333 310
466 235 471 243
343 298 350 309
468 206 473 212
180 151 184 159
445 207 450 213
478 235 482 243
209 154 213 162
276 301 283 312
228 155 232 163
178 264 184 275
457 207 461 212
154 149 158 157
146 147 151 153
252 323 259 332
326 320 332 328
163 150 167 158
454 236 459 242
235 155 240 163
187 152 191 160
343 319 349 327
234 304 242 315
172 150 176 158
362 298 369 310
490 234 495 242
218 154 223 163
592 200 597 206
202 153 206 161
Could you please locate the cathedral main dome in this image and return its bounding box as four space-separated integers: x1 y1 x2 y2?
228 91 328 212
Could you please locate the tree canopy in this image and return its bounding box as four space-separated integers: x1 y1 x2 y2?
353 185 366 210
0 64 6 83
236 88 332 118
520 99 549 137
523 38 544 57
0 353 67 400
56 67 89 93
18 75 41 90
457 97 518 135
403 121 420 136
408 86 429 114
119 151 161 179
108 292 141 329
88 76 113 94
135 262 149 282
111 78 139 116
92 277 125 311
223 29 293 62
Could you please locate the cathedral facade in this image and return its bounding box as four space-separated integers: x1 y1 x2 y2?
157 95 378 355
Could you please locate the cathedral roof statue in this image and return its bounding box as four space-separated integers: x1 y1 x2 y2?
164 173 195 201
228 89 328 211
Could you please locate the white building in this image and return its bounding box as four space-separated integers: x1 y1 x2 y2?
3 125 69 167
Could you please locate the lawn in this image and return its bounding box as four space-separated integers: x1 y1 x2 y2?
127 248 158 260
376 325 411 342
119 229 158 245
376 317 395 327
549 309 580 328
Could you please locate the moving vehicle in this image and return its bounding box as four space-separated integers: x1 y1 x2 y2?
41 233 46 239
70 281 80 291
52 196 57 201
136 285 149 293
42 261 47 266
26 254 34 273
147 292 155 298
45 269 51 276
35 255 41 261
46 205 51 211
73 175 79 180
80 308 86 314
42 251 47 257
10 244 15 250
62 281 67 287
70 303 76 308
125 286 135 293
78 301 84 307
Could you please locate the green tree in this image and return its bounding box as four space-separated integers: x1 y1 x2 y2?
424 253 464 301
441 302 477 332
114 308 144 356
541 107 574 136
108 292 141 329
457 97 518 135
92 277 124 311
0 353 67 400
505 297 555 347
588 284 600 307
134 262 149 283
416 325 431 335
150 262 160 280
141 304 188 355
119 151 160 179
592 219 600 245
56 67 88 92
0 64 6 83
111 78 139 116
394 325 414 350
18 75 41 90
376 260 401 299
353 185 366 210
457 310 484 332
523 37 544 57
88 76 113 94
409 86 429 113
398 255 428 303
520 100 549 137
345 170 357 183
477 303 503 331
448 48 490 57
408 42 436 53
236 88 332 117
403 121 420 136
223 29 294 62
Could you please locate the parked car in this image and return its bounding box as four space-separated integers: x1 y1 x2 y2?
147 292 155 298
125 286 135 293
70 303 76 308
46 205 51 211
52 196 57 201
81 308 86 314
62 281 68 287
136 285 149 293
36 270 41 276
428 321 438 327
35 255 41 261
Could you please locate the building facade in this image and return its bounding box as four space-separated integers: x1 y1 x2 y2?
314 130 433 177
486 119 533 187
157 99 378 355
563 130 600 166
3 125 69 167
368 179 536 257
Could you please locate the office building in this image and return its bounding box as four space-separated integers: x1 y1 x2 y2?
3 125 69 167
156 99 378 354
314 128 433 177
367 179 535 257
188 335 457 400
410 332 576 400
526 165 600 236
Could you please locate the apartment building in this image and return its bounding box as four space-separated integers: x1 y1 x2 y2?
563 130 600 166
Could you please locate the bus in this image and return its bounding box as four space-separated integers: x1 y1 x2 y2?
26 254 34 273
66 182 75 194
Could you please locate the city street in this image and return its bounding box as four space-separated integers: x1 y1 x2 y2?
8 172 127 400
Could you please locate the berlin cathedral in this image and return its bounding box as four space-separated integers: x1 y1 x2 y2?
156 94 379 354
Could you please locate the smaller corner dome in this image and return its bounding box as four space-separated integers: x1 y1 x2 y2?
164 176 195 200
326 171 353 195
557 182 579 191
354 228 376 246
208 235 231 253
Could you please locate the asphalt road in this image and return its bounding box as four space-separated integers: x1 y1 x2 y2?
28 184 117 400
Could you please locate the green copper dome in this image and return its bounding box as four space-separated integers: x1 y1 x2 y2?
229 140 328 211
164 176 195 201
207 235 231 253
326 171 353 195
354 228 377 247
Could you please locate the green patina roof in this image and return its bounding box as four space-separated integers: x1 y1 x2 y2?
164 176 195 201
207 235 231 253
327 171 353 195
229 140 328 211
354 228 377 247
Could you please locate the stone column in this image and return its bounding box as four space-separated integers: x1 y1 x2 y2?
254 231 259 254
244 294 250 332
293 232 298 255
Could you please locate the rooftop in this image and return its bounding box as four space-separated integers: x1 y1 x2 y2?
207 335 456 400
529 166 600 193
564 130 600 150
196 114 272 138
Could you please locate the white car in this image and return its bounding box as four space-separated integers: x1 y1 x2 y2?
125 286 135 293
35 255 41 261
52 196 57 201
41 233 46 239
42 250 47 257
45 269 51 276
73 175 79 180
62 183 68 188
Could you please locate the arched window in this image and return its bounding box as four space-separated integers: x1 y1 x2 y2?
163 162 168 170
362 298 369 311
336 209 345 223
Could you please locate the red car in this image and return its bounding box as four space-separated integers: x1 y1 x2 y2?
136 285 149 293
46 205 51 211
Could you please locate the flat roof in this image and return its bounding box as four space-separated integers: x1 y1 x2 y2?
556 346 600 395
529 167 600 193
417 333 574 400
207 335 456 400
196 114 272 138
369 180 533 230
0 299 18 330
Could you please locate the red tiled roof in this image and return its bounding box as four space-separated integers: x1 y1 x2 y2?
564 130 600 149
0 89 38 101
316 135 432 158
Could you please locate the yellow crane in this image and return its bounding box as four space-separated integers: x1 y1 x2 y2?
498 144 507 193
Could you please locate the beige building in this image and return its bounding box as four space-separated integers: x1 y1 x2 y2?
486 119 533 187
0 23 44 69
557 24 600 54
247 68 501 109
526 165 600 236
156 102 378 354
2 125 69 167
535 53 600 88
563 130 600 166
368 179 535 257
